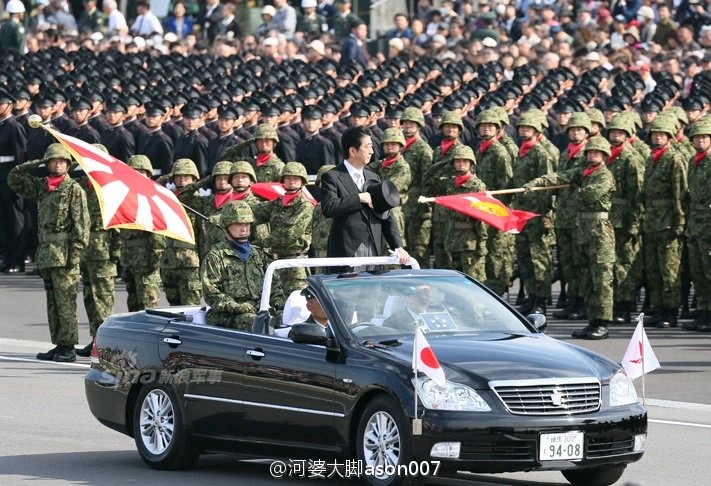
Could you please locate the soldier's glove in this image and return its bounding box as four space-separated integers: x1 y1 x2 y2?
198 188 213 197
234 302 257 314
165 182 177 191
522 182 536 193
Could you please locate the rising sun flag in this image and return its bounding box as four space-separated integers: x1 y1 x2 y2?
34 118 195 245
432 192 539 233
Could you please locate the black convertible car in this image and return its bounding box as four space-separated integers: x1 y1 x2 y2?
85 257 646 486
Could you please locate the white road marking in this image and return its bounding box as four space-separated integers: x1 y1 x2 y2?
644 398 711 412
649 419 711 429
0 355 90 369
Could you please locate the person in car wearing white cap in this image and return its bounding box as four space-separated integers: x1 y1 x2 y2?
0 0 26 54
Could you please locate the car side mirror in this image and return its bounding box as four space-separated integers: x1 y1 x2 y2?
527 313 547 333
289 322 328 345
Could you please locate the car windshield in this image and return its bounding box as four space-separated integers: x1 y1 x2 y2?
321 274 533 340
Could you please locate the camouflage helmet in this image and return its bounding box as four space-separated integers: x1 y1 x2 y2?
491 106 510 127
623 111 643 130
689 122 711 139
127 154 153 174
280 161 308 184
516 111 544 132
91 143 109 154
607 115 635 137
649 115 678 137
172 158 200 179
668 106 689 125
586 108 606 128
43 143 72 161
400 107 425 127
584 136 611 157
211 160 233 178
439 110 464 130
220 200 254 226
381 127 406 146
254 123 279 143
450 144 476 165
316 164 336 184
475 109 500 127
565 112 593 134
230 160 256 183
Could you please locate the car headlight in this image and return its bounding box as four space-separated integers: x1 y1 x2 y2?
415 378 491 411
609 370 639 407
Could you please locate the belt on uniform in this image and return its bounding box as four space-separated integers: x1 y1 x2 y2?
453 221 476 229
276 253 307 259
122 238 150 247
39 232 69 242
578 212 608 220
646 198 673 207
169 240 197 249
0 155 15 163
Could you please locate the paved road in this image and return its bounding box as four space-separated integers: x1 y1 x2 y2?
1 272 709 485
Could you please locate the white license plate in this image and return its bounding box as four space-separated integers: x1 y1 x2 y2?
539 432 584 461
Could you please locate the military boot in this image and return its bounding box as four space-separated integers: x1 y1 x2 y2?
553 299 576 319
697 311 711 332
679 302 697 320
53 346 76 363
36 346 60 361
656 308 678 328
75 340 94 358
555 287 568 309
643 309 661 327
568 297 587 320
515 285 527 306
612 301 633 325
517 295 535 315
683 310 705 331
572 321 595 339
586 321 610 340
531 297 547 316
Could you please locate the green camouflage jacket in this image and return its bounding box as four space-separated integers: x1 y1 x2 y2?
253 191 313 256
530 162 615 214
443 174 488 254
310 203 332 255
8 160 90 270
424 140 466 197
685 151 711 238
370 154 412 205
554 146 587 229
642 146 687 233
251 154 285 183
607 144 646 235
476 139 512 202
77 176 120 262
513 143 556 214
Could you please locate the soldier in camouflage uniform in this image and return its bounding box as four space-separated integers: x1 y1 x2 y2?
492 107 519 162
202 200 284 330
512 112 557 315
311 164 336 273
253 162 314 295
76 144 120 357
9 143 90 362
524 136 616 340
120 155 166 312
370 127 412 243
528 109 561 166
400 107 434 267
642 116 688 328
551 113 591 320
668 107 695 160
442 145 488 280
622 112 652 161
474 109 514 295
685 122 711 331
423 111 467 269
606 115 646 324
179 161 242 257
229 160 271 249
223 124 286 183
160 159 202 306
587 108 606 137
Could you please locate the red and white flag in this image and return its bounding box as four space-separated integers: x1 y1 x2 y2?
46 128 195 245
432 192 538 234
621 315 661 380
413 327 446 385
251 182 317 205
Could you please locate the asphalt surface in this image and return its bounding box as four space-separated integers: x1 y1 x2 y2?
1 270 710 485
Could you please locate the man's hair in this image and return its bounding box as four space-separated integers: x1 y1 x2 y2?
351 20 366 31
341 126 371 157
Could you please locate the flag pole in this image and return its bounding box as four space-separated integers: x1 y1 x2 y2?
641 313 646 405
417 184 570 203
412 325 422 435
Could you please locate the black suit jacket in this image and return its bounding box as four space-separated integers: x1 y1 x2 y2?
321 163 403 258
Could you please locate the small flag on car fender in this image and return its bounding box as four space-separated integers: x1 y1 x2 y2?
432 192 538 234
621 314 661 380
413 327 446 385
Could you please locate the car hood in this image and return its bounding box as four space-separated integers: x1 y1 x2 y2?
375 332 617 388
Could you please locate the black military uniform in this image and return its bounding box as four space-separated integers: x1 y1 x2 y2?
67 97 100 144
295 106 336 175
0 88 27 272
173 104 209 176
136 103 174 176
207 105 245 172
100 98 136 162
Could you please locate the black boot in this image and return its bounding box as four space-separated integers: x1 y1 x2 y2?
517 295 535 315
656 308 678 328
684 310 705 331
553 299 576 319
586 321 610 340
531 297 547 315
75 340 94 358
643 309 661 327
697 311 711 332
515 285 526 306
641 291 652 314
568 297 587 320
53 345 76 363
36 346 61 361
571 322 593 339
612 301 633 325
679 303 695 320
556 287 568 309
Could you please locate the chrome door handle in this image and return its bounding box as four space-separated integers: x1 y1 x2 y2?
246 349 265 358
163 337 182 346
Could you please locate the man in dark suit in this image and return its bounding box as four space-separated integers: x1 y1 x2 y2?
339 20 369 68
320 126 409 268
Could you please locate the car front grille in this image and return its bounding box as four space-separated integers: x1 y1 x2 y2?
459 439 536 461
489 378 601 415
587 436 635 457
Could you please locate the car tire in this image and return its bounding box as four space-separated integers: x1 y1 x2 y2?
562 464 627 486
355 395 419 486
132 383 199 470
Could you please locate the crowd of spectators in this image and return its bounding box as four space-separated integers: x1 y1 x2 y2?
2 0 709 77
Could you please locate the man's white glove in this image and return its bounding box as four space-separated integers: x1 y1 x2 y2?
198 188 213 197
165 182 177 191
